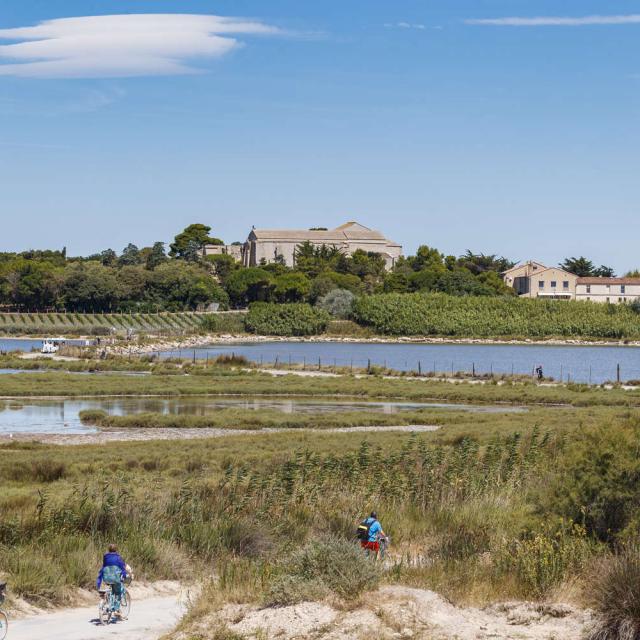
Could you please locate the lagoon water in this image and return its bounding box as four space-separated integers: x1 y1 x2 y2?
0 338 46 353
1 337 639 385
0 338 87 353
164 341 640 384
0 397 523 436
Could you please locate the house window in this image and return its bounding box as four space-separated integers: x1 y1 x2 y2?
550 281 557 288
619 297 623 302
563 281 569 289
606 297 610 303
538 281 544 289
586 285 591 294
621 285 626 294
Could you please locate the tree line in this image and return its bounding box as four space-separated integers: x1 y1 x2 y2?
0 222 633 312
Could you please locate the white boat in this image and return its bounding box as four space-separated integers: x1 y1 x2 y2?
41 338 66 354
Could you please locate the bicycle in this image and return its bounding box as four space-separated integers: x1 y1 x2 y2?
98 577 132 625
0 582 8 640
377 535 390 561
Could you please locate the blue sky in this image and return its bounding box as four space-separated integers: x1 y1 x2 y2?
1 1 639 272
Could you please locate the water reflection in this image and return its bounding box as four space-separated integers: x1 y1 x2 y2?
0 397 525 435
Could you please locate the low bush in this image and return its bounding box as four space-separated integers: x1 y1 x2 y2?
78 409 109 424
317 289 355 319
266 537 380 605
214 354 250 366
7 460 67 483
199 314 218 332
542 419 640 542
497 524 593 597
586 548 640 640
244 303 330 336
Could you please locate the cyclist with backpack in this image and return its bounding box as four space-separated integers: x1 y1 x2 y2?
357 511 386 558
96 544 130 615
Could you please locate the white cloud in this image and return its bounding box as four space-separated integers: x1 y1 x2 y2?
0 14 281 78
384 22 426 30
467 14 640 27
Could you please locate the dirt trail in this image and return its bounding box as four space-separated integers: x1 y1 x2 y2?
9 592 187 640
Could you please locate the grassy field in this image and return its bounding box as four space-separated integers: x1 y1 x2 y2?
0 366 639 407
1 358 638 638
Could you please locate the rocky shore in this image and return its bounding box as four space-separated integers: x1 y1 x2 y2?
105 333 640 356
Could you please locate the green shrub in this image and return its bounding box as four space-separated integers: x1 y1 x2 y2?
497 524 592 597
542 419 640 542
199 314 218 332
317 289 355 319
244 303 330 336
586 548 640 640
79 409 109 425
266 537 380 604
6 460 67 483
352 292 640 338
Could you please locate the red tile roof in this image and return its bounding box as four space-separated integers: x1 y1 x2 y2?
577 277 640 285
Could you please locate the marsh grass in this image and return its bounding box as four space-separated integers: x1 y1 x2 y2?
0 383 634 624
586 547 640 640
78 408 442 430
0 427 575 605
1 368 638 407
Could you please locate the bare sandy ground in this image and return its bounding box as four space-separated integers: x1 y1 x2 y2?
0 425 440 446
179 586 592 640
8 582 189 640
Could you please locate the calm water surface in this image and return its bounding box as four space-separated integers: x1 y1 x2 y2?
0 338 88 353
0 397 524 435
2 337 638 385
162 341 640 384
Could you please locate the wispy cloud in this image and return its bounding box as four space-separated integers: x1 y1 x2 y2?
0 14 281 79
467 14 640 27
384 22 426 30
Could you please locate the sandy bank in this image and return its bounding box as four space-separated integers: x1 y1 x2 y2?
175 585 592 640
0 424 440 446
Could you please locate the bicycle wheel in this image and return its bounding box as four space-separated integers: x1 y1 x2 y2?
120 590 131 620
98 599 111 625
0 610 8 640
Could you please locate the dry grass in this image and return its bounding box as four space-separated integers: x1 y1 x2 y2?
586 548 640 640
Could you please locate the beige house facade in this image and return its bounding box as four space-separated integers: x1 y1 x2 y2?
576 277 640 304
214 222 402 269
203 243 243 261
502 261 577 299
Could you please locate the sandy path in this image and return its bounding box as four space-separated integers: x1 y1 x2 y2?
9 593 186 640
1 424 440 445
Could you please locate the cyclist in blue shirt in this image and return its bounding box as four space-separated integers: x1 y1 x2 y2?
96 544 130 614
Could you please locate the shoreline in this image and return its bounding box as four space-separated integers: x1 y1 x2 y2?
109 333 640 356
3 333 640 354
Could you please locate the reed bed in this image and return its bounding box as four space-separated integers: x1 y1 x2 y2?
0 425 603 606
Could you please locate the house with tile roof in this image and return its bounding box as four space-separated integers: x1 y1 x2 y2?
576 277 640 304
502 261 577 299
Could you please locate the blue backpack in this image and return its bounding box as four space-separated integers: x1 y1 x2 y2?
102 565 122 585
